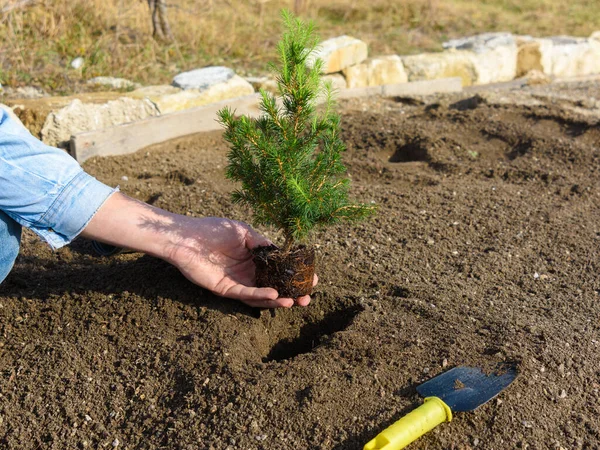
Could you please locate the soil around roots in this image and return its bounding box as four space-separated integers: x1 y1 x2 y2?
252 245 315 298
1 81 600 449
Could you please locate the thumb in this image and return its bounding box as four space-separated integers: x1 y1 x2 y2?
238 221 273 249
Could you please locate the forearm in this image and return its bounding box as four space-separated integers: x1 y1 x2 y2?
80 192 180 260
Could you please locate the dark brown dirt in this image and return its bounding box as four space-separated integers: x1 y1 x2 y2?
1 83 600 450
253 245 316 298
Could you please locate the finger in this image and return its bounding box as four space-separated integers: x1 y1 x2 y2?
295 295 311 307
246 297 295 309
238 221 273 249
312 274 318 286
221 284 279 302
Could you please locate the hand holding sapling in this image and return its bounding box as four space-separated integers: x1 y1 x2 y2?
218 10 375 298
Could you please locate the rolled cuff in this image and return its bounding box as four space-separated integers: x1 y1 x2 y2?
31 171 119 249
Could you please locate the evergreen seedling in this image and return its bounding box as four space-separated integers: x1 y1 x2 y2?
218 11 375 296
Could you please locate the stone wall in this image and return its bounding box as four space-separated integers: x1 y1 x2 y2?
3 30 600 146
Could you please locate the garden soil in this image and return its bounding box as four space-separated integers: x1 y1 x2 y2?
1 80 599 450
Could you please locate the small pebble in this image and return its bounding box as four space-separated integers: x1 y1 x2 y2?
533 272 540 279
442 358 448 368
84 415 92 422
559 390 567 399
112 438 120 447
121 176 129 181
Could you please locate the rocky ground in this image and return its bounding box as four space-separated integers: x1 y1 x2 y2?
0 80 599 449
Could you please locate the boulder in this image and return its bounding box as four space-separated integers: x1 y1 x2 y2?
402 51 478 86
308 36 368 74
323 73 347 91
242 74 345 99
5 92 127 137
172 66 235 90
442 32 517 84
245 76 271 92
343 55 408 88
87 77 141 90
40 97 159 148
0 86 48 99
518 36 600 78
539 36 600 78
131 76 254 114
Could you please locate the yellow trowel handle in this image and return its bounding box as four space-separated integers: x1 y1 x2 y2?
364 397 453 450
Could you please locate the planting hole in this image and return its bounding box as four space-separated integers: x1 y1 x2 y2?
263 303 363 363
389 141 430 163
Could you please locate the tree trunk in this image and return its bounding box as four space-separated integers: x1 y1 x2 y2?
148 0 174 42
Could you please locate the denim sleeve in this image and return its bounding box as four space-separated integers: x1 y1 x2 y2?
0 109 118 249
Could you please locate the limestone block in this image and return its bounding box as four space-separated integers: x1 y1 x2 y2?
5 92 128 137
443 32 514 53
537 36 600 78
443 32 517 84
131 76 254 114
245 74 345 100
257 78 279 95
343 55 408 88
308 36 368 74
402 51 478 86
245 76 270 91
172 66 234 90
40 97 159 147
322 73 347 91
87 77 141 90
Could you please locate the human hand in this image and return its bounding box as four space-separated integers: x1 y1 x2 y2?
82 193 316 308
163 217 317 308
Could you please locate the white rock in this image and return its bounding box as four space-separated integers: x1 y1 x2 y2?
308 36 368 74
245 76 270 91
41 97 159 147
591 31 600 41
402 51 478 86
0 86 48 99
131 75 254 114
443 33 517 84
343 55 408 88
538 36 600 78
443 32 514 53
71 57 84 69
172 66 234 90
87 77 141 90
322 73 347 91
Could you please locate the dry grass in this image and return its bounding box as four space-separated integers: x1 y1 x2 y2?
1 0 599 94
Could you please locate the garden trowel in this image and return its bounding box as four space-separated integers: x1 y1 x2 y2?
364 364 518 450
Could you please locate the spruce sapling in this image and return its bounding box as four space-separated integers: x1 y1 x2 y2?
217 10 375 297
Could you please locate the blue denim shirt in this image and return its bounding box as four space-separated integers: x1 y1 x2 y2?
0 108 117 281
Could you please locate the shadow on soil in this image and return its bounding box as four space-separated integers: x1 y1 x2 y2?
0 245 260 318
263 303 364 362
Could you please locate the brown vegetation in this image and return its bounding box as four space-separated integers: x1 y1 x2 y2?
0 0 598 94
